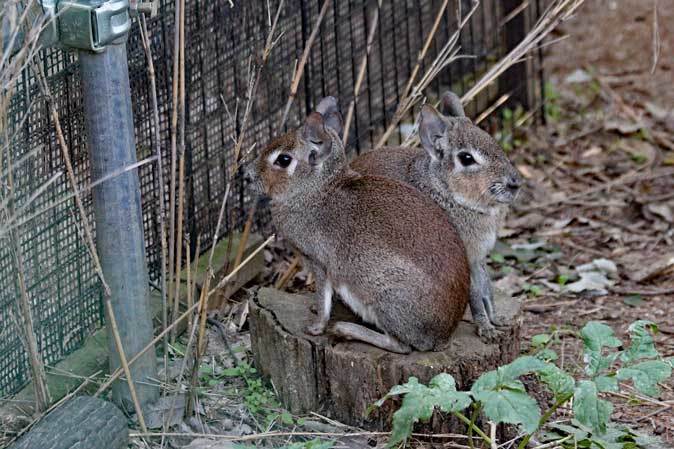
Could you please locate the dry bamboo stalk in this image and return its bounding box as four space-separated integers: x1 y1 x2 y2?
32 62 148 432
186 274 211 416
104 297 148 433
162 275 208 433
275 255 300 290
400 0 450 101
167 0 182 343
130 430 477 441
460 0 585 105
342 1 381 144
232 203 256 269
185 236 193 332
95 235 274 396
179 0 285 423
7 224 50 412
171 155 186 343
278 0 330 128
170 0 187 343
139 13 170 383
0 4 52 412
474 93 510 124
188 236 201 332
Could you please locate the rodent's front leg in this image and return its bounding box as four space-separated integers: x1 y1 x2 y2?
305 262 333 336
478 262 510 327
470 262 503 341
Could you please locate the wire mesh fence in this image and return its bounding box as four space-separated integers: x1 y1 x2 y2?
0 0 545 397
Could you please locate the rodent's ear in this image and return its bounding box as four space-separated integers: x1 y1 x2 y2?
303 112 328 143
440 91 466 118
302 112 332 165
315 96 343 136
419 104 448 161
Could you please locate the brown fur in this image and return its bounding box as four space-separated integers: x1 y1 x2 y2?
350 92 521 341
251 99 470 352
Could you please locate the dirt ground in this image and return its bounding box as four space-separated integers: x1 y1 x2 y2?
511 0 674 443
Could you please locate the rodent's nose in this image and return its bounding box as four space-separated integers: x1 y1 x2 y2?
506 174 522 192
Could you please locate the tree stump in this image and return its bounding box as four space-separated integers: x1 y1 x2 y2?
249 287 522 431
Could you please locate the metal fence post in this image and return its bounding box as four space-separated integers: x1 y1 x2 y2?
79 43 159 411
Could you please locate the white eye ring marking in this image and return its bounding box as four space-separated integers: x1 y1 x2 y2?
455 148 485 168
267 149 298 175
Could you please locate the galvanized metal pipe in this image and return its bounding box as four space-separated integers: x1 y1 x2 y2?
79 43 158 411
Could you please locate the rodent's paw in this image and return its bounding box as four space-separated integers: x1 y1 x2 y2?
476 322 504 342
305 321 327 336
490 316 512 327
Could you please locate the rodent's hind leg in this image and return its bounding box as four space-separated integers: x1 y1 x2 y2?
305 264 333 336
330 321 412 354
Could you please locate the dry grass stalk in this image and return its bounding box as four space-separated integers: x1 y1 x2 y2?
185 235 193 333
138 13 171 381
171 0 187 344
275 255 300 290
167 0 182 343
400 0 450 101
130 430 479 442
374 1 479 148
400 0 585 149
0 2 63 413
6 226 50 412
162 5 285 424
342 0 381 144
460 0 585 105
232 203 256 270
103 296 148 433
278 0 330 128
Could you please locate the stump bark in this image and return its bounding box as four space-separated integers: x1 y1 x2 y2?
249 287 522 431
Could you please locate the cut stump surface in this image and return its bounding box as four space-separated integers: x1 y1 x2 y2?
249 287 522 431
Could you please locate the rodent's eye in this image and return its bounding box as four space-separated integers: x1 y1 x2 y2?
274 154 293 168
458 151 477 167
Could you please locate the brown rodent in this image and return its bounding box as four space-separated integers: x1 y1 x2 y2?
350 91 522 341
250 97 470 353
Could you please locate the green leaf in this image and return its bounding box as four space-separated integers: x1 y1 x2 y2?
428 373 472 413
623 295 644 307
473 387 540 433
581 322 622 353
573 380 613 435
380 374 470 447
221 367 242 377
580 322 622 377
581 322 622 351
594 375 619 393
531 333 552 347
502 355 548 379
281 411 295 425
622 320 659 364
388 388 435 447
617 360 672 397
536 348 558 362
547 422 590 441
491 253 506 264
538 364 575 400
